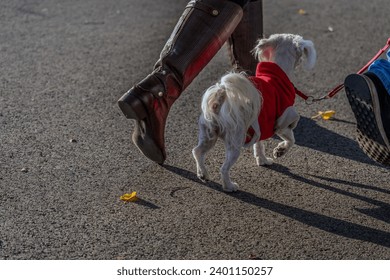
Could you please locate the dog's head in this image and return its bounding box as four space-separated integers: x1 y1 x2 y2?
252 34 316 77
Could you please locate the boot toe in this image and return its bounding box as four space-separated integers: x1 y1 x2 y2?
132 121 166 164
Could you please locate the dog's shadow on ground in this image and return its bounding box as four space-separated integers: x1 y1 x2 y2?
294 116 386 167
163 164 390 248
310 174 390 224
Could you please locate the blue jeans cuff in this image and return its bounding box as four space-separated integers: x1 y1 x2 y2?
368 50 390 95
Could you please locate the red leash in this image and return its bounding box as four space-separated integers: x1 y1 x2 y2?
297 38 390 104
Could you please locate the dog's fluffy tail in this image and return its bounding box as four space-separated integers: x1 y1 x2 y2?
201 72 261 147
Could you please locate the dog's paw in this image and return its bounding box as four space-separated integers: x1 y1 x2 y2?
222 182 239 192
256 157 274 166
273 147 286 158
197 170 210 182
273 146 288 158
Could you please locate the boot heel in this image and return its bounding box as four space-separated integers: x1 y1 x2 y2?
118 90 148 120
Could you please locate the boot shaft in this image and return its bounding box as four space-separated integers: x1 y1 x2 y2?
156 0 243 91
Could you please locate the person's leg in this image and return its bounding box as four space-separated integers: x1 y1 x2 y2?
227 0 263 75
344 72 390 165
118 0 248 164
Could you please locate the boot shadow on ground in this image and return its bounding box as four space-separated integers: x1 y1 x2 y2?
163 164 390 248
294 116 388 168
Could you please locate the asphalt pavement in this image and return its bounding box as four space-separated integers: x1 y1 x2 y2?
1 0 390 259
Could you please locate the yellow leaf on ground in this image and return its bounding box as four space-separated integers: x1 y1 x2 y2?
311 110 336 120
298 9 308 15
120 191 138 202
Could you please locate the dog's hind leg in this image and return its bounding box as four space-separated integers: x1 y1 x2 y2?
273 107 299 158
220 139 241 192
192 121 218 182
254 141 273 166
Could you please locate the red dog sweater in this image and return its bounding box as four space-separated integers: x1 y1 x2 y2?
246 62 296 142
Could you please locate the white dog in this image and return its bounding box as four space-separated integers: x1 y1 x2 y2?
192 34 316 192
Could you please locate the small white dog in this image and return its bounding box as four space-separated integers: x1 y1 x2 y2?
192 34 316 192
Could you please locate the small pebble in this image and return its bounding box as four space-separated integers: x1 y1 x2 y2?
69 139 77 143
21 168 28 173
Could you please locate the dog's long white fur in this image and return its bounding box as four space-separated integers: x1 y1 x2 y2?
193 34 316 192
201 73 262 149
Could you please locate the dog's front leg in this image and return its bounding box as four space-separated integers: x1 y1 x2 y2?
220 141 241 192
192 118 218 182
254 141 273 166
273 127 295 158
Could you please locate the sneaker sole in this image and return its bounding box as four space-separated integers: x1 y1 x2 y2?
344 74 390 165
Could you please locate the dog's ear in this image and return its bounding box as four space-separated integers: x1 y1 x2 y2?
252 38 274 62
298 39 316 70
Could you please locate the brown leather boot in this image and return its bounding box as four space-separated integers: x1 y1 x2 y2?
227 0 263 75
118 0 243 164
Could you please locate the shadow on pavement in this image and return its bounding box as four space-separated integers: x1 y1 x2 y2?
311 175 390 195
134 198 160 209
295 117 387 168
310 174 390 224
164 164 390 248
